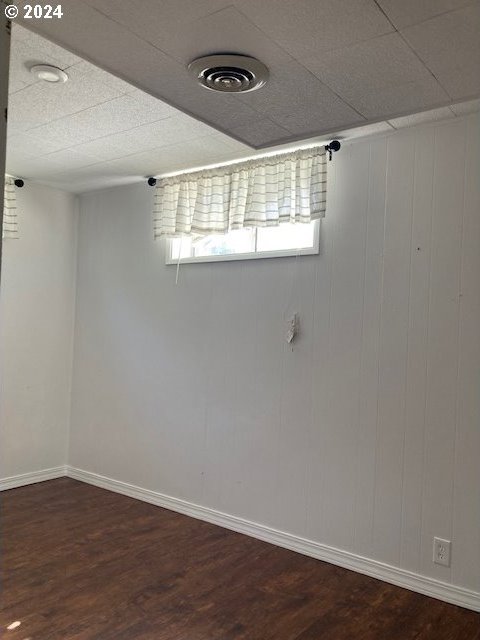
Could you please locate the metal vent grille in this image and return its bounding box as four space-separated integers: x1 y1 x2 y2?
188 54 269 93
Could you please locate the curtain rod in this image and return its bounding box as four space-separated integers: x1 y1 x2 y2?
145 140 341 187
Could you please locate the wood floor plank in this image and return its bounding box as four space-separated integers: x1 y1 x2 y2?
0 478 478 640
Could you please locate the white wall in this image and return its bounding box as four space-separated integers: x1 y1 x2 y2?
0 13 10 274
70 114 480 594
0 183 77 477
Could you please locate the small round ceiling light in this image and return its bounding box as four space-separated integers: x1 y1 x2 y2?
30 64 69 83
188 54 269 93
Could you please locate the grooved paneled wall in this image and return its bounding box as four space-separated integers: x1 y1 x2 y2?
70 113 480 594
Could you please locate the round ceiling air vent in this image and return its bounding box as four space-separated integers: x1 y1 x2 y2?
188 54 269 93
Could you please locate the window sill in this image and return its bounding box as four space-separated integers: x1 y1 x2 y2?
165 245 319 265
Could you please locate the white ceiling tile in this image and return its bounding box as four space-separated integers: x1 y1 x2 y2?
52 163 135 181
401 4 480 99
94 152 169 175
8 85 49 130
388 106 455 128
41 149 100 170
71 138 129 161
5 122 23 137
97 119 179 154
84 134 254 179
305 33 450 117
6 148 36 167
136 62 266 133
332 121 394 140
208 134 250 154
238 0 394 58
11 23 81 67
27 93 172 147
21 0 480 148
8 65 125 131
7 132 63 156
8 78 30 94
450 98 480 115
5 152 67 179
10 1 479 189
437 65 480 101
9 21 84 95
7 21 260 188
24 110 116 149
83 0 228 49
102 136 240 175
164 83 263 133
376 0 474 28
11 24 32 43
239 60 363 138
16 0 188 99
306 32 434 94
85 0 226 21
228 118 292 148
8 47 40 93
170 113 219 138
103 116 214 155
181 135 249 160
15 2 290 145
158 5 292 67
70 60 134 95
42 164 143 195
348 77 449 118
8 78 31 94
52 176 140 194
127 90 178 121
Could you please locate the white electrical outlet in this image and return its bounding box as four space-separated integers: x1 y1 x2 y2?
433 537 451 567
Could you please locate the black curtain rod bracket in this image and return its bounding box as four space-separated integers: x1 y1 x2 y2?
325 140 341 161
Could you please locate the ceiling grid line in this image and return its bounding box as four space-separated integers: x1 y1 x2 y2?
232 4 368 122
372 0 454 100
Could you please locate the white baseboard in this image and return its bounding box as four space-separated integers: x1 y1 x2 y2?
0 465 67 491
66 465 479 612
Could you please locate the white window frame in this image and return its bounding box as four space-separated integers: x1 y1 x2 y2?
165 220 320 265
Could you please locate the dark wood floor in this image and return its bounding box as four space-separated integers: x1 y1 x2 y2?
0 479 478 640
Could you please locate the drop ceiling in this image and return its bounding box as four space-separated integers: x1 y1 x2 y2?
6 2 480 193
16 0 480 150
7 25 257 192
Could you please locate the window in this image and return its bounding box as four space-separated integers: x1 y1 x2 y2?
155 146 327 264
166 220 320 264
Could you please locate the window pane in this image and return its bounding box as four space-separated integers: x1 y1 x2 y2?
168 222 318 263
192 228 255 257
170 236 193 260
256 222 315 252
